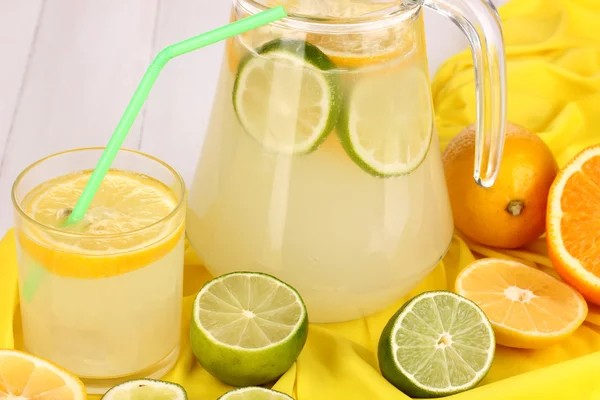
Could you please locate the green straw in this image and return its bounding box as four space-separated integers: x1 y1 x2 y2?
22 6 287 302
67 5 286 225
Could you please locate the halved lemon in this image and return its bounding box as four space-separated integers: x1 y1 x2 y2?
18 169 184 279
455 258 588 349
547 144 600 305
0 349 86 399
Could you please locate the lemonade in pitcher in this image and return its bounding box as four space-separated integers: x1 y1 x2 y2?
12 149 186 394
187 0 507 322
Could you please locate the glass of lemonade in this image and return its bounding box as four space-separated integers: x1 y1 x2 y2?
186 0 506 323
12 148 186 394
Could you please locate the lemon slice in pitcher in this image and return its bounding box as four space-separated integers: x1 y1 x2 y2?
233 38 342 155
338 66 433 177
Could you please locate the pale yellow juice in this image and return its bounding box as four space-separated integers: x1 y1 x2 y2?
15 169 185 391
187 17 454 322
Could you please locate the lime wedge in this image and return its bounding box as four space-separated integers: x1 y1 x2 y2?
338 67 433 177
233 38 341 155
218 387 294 400
101 379 187 400
378 291 495 398
190 271 309 386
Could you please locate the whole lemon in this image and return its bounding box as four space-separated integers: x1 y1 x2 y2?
442 122 558 249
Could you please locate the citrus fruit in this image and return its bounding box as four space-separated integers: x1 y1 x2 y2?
443 122 559 249
232 38 342 155
101 379 186 400
547 144 600 305
0 349 86 399
218 386 294 400
455 258 588 349
337 66 433 177
190 271 309 386
378 291 495 398
225 0 417 71
16 168 184 278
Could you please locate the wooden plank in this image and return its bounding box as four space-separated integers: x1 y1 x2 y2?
139 0 231 184
0 0 44 168
0 0 159 229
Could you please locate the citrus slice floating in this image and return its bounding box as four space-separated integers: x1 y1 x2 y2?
547 144 600 305
337 66 433 177
101 379 186 400
378 291 495 398
18 169 184 279
455 258 588 349
233 38 342 155
218 386 294 400
0 349 86 399
190 272 308 387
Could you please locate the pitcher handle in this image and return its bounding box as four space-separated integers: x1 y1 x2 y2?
424 0 507 187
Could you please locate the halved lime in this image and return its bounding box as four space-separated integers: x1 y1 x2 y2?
101 379 187 400
338 67 433 177
218 386 294 400
378 291 495 398
233 38 341 155
190 271 309 386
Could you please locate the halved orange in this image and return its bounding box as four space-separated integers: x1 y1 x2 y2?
547 144 600 305
455 258 588 349
0 349 86 399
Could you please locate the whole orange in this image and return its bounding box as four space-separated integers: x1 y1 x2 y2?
442 122 559 249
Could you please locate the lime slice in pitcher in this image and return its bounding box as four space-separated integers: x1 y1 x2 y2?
218 387 294 400
190 272 309 386
338 67 433 177
101 379 187 399
233 38 342 155
378 291 495 398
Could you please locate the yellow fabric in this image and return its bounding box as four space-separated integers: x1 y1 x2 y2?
1 0 600 398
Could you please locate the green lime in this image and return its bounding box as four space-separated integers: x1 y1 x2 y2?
100 379 187 400
378 291 495 398
190 271 309 386
218 386 294 400
337 66 433 177
232 38 342 155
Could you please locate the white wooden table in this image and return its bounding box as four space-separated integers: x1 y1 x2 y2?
0 0 506 236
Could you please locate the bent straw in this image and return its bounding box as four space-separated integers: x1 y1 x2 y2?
67 5 287 224
22 6 287 302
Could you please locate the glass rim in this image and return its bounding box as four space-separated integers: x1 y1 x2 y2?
11 147 187 240
236 0 422 32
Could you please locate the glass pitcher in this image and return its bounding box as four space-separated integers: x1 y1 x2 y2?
187 0 506 323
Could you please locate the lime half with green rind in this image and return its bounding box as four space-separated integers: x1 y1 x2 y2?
218 386 294 399
378 290 495 398
190 271 308 387
101 379 187 400
233 38 342 155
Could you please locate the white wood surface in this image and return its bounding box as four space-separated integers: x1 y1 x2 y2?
0 0 506 235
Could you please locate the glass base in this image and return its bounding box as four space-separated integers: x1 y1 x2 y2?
79 345 180 395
